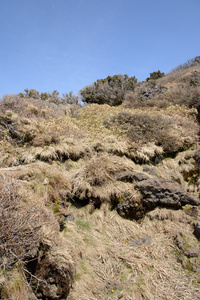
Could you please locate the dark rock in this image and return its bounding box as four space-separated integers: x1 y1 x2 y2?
117 195 145 221
130 235 152 246
194 222 200 241
116 172 149 183
135 178 200 210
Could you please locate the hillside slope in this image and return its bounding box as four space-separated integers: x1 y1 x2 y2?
0 61 200 299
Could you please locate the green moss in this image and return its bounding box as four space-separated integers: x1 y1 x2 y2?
54 199 60 213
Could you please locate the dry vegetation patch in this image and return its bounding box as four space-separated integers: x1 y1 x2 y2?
104 111 198 158
70 155 140 207
64 205 200 300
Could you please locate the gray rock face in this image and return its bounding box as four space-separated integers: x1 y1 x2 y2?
135 178 199 210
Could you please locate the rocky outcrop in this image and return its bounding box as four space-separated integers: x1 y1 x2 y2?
135 178 199 210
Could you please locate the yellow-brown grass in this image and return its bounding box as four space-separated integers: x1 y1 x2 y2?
64 204 200 300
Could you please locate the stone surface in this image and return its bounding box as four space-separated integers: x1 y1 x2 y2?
135 178 199 210
116 172 149 183
194 222 200 241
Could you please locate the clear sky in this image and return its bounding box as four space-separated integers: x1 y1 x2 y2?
0 0 199 98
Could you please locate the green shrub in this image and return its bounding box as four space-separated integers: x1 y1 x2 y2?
79 74 137 106
146 70 165 81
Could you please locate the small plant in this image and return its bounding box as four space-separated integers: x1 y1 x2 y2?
54 199 60 213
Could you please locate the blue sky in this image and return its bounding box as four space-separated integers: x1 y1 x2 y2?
0 0 199 98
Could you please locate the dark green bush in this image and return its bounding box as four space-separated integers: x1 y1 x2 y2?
79 74 137 106
146 70 165 81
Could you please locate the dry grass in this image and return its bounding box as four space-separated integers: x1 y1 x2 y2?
71 154 139 205
123 64 200 111
104 111 198 157
0 64 200 299
0 161 72 206
0 176 58 265
0 167 73 299
63 204 200 300
0 267 30 300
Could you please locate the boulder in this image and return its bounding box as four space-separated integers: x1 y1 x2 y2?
135 178 199 210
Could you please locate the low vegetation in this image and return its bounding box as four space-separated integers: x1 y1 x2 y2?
0 57 200 299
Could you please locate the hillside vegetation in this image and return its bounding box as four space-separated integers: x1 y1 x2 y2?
0 57 200 300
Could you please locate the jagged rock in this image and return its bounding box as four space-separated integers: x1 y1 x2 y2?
194 222 200 241
130 235 152 246
135 178 199 210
